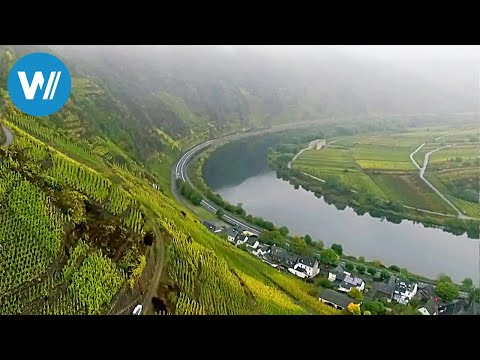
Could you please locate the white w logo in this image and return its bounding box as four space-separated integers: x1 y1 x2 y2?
17 71 62 100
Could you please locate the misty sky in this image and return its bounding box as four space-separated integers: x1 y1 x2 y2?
335 45 480 61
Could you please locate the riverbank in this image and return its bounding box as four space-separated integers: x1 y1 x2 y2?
180 134 477 284
269 142 479 239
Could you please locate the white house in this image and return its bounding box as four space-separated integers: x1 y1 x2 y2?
294 256 320 278
319 289 361 311
338 274 365 293
253 244 270 257
393 280 418 305
418 297 440 315
245 237 259 249
328 265 345 282
235 233 249 246
226 227 240 243
288 267 307 279
309 139 327 151
328 265 365 292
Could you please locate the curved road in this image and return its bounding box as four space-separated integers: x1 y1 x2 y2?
1 124 14 146
410 143 474 220
172 119 335 235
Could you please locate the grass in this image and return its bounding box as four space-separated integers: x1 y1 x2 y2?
355 159 415 171
425 173 480 218
294 148 358 172
368 172 455 213
350 145 413 162
190 203 224 223
428 145 478 164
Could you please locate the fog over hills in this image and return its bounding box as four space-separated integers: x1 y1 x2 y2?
50 45 479 118
2 45 478 163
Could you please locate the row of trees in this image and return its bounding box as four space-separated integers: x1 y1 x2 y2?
176 179 202 205
274 156 479 239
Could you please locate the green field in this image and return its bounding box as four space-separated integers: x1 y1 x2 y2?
355 159 415 171
368 173 455 214
294 148 359 172
428 145 478 164
422 145 480 218
292 128 479 217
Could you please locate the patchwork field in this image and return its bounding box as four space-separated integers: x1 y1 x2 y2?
368 173 455 214
292 127 479 217
428 145 478 165
422 144 480 218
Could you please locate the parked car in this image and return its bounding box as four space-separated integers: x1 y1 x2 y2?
132 304 143 315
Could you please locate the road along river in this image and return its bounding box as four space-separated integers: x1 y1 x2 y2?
204 141 479 283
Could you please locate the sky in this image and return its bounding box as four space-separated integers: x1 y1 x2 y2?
334 45 480 62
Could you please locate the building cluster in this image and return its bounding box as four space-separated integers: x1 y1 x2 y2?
203 222 320 279
202 221 479 315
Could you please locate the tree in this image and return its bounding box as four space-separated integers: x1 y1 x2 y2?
356 264 366 274
216 208 224 218
358 256 365 263
348 288 364 301
320 249 340 266
314 240 324 250
304 234 312 246
331 243 343 256
291 236 308 256
345 262 354 272
363 311 371 315
436 281 459 302
279 226 289 236
388 265 400 272
367 267 377 276
461 278 474 289
263 221 275 231
438 274 453 283
316 276 334 290
380 270 391 280
361 300 386 315
347 302 361 315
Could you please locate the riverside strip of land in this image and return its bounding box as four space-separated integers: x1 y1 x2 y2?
288 127 480 222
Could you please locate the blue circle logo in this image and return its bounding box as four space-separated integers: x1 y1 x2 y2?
8 52 71 117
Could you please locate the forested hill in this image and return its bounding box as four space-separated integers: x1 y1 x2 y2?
2 45 475 172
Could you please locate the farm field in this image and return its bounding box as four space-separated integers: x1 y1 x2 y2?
293 148 359 172
431 128 479 143
422 144 480 218
368 172 455 214
292 127 479 217
425 173 480 218
428 145 478 165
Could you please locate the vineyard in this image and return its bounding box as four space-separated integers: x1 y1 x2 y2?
236 271 307 315
0 118 146 314
0 167 63 295
1 110 342 315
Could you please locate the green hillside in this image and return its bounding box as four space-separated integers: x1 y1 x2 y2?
0 47 339 315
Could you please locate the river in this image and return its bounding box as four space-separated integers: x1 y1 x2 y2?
203 137 479 283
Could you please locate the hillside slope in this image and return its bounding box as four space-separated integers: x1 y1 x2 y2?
0 112 339 314
0 45 339 314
